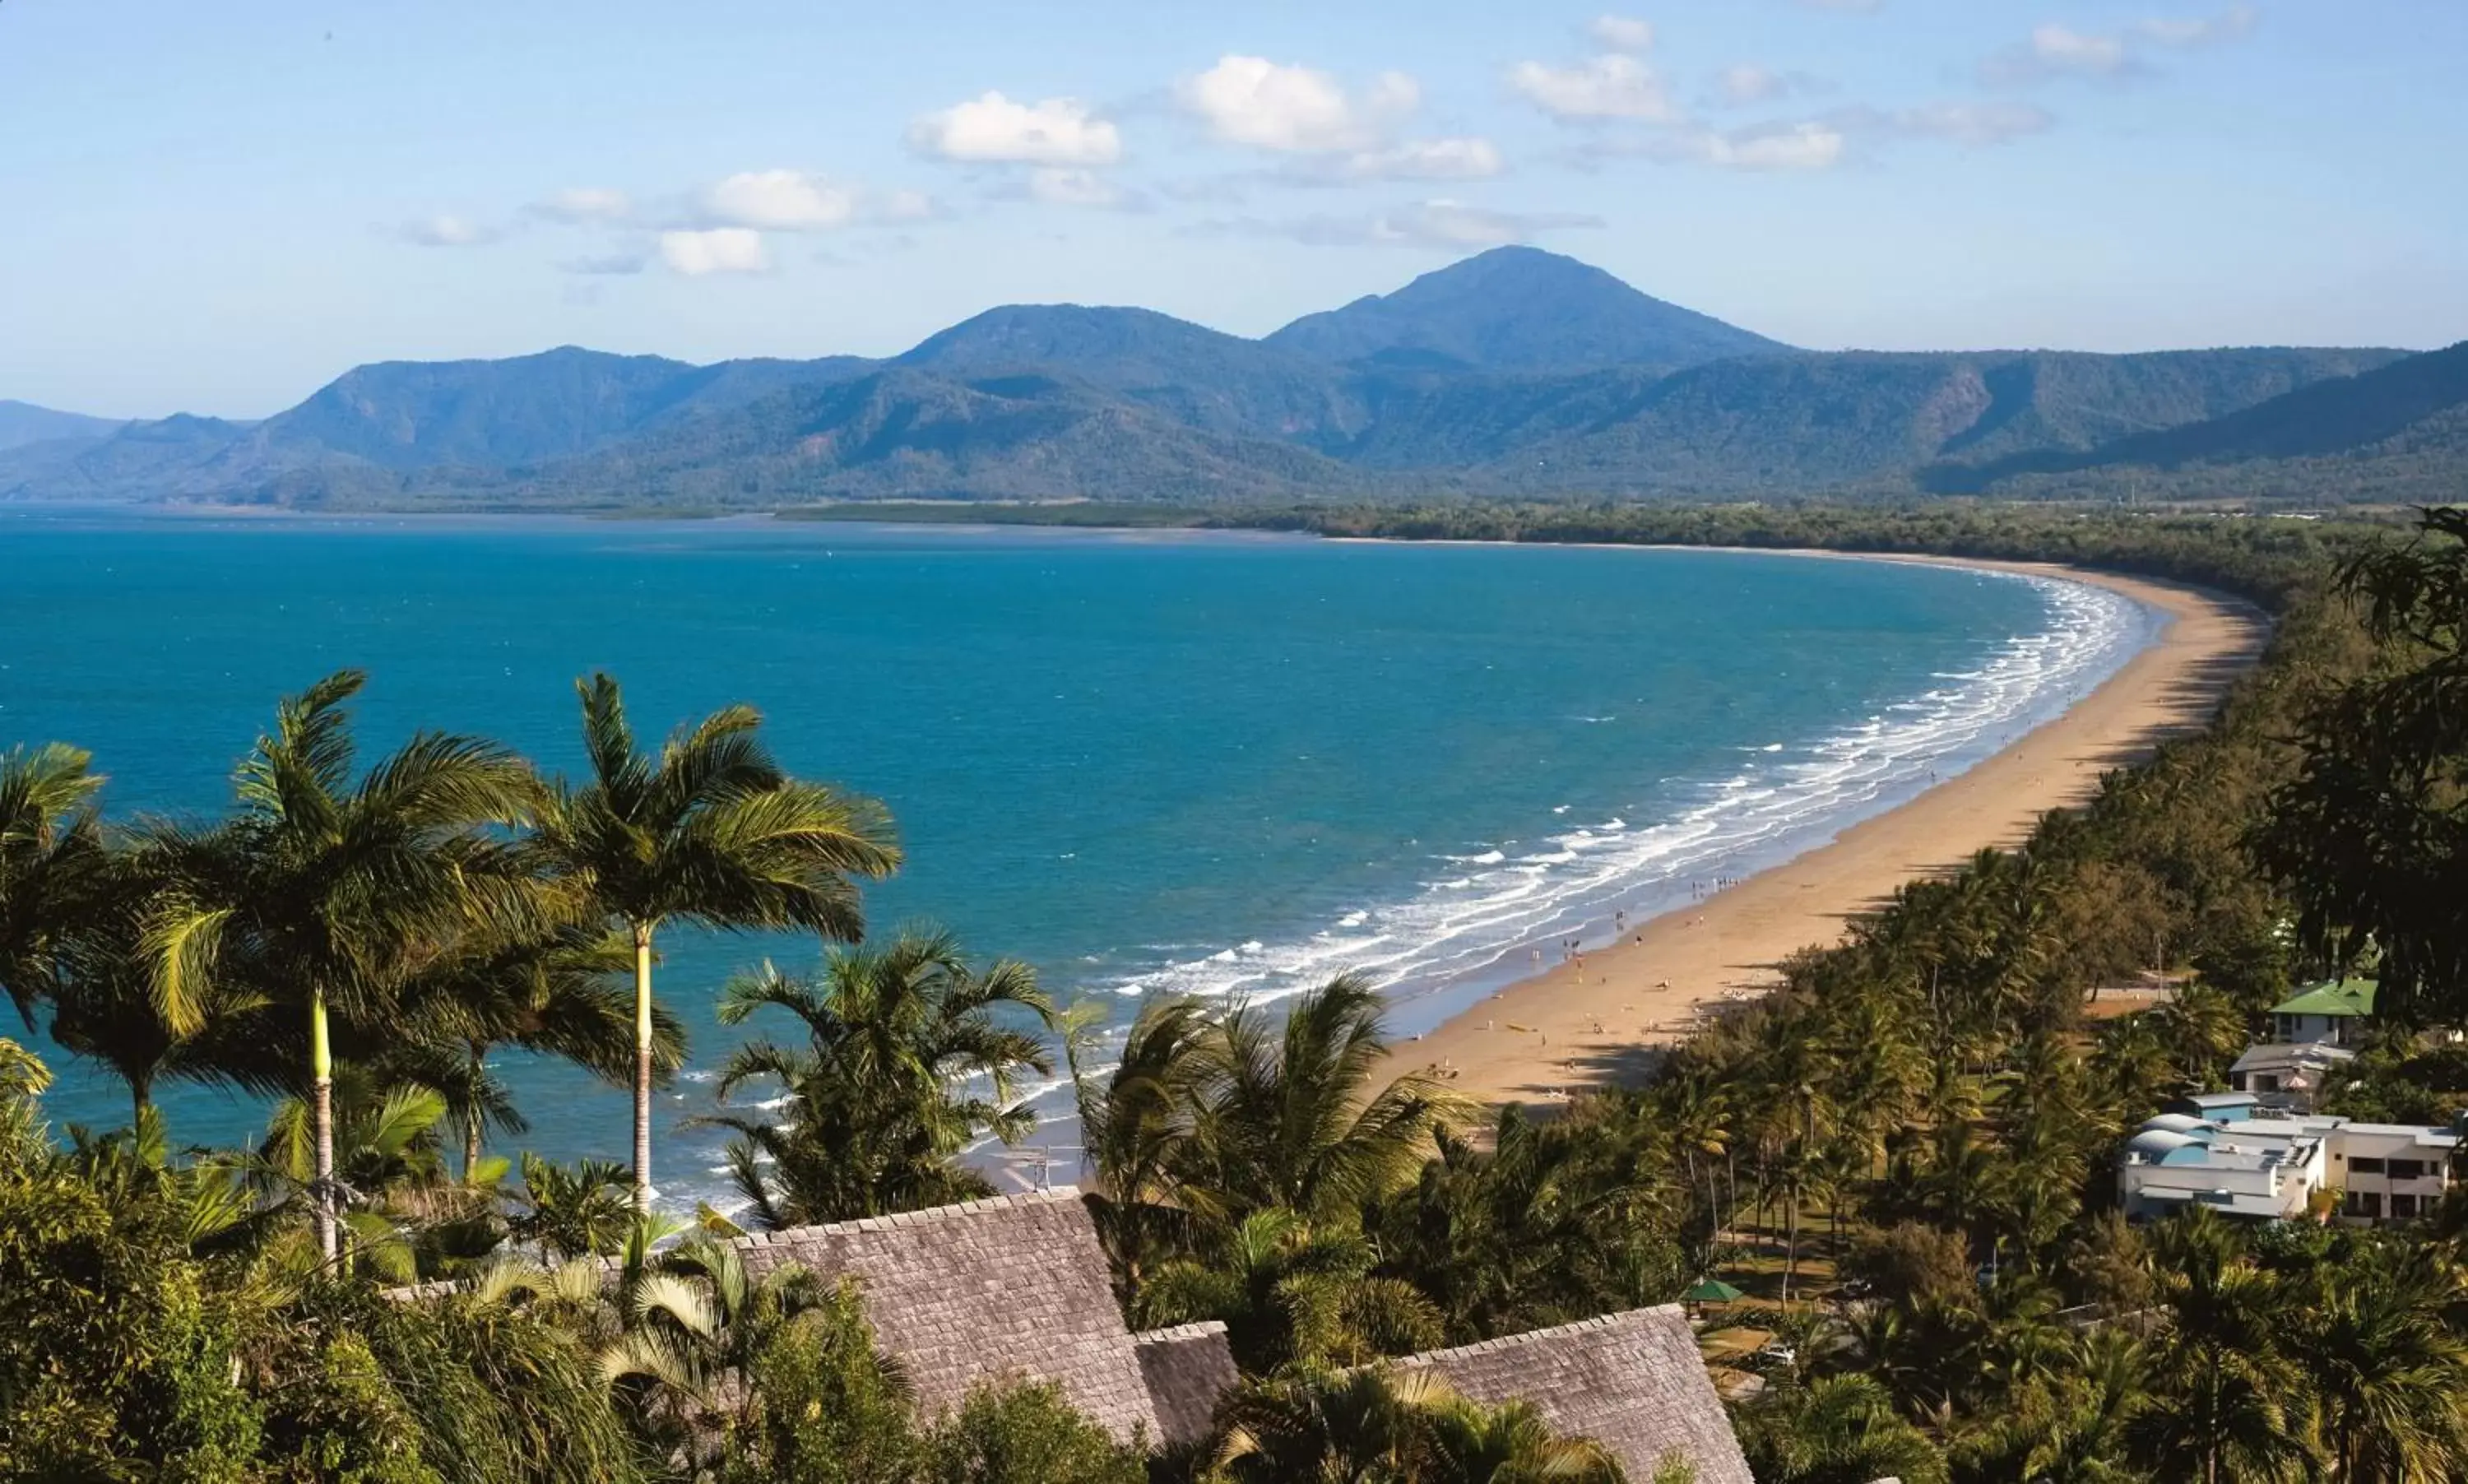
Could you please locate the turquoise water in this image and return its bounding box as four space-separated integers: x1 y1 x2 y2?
0 512 2152 1210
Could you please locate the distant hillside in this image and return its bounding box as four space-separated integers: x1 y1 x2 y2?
1267 246 1790 371
0 248 2437 509
257 346 873 470
1500 347 2412 496
369 369 1388 509
897 306 1369 443
0 399 128 452
1934 341 2468 496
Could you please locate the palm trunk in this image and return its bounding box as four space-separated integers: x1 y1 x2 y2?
633 921 656 1212
464 1043 485 1180
1784 1175 1801 1302
311 989 337 1263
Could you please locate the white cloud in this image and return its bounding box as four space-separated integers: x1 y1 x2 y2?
1983 7 2258 86
559 252 647 276
1717 66 1784 106
1179 55 1418 153
395 214 496 247
1198 198 1602 250
1509 53 1681 123
1028 168 1129 208
879 188 942 223
1308 137 1507 184
658 228 769 276
2135 7 2261 47
697 170 856 230
1691 121 1847 171
533 188 632 224
1587 15 1655 53
1709 65 1830 107
907 92 1124 166
1881 100 2055 146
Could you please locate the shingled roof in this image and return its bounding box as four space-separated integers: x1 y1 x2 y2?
1134 1321 1240 1449
1391 1307 1752 1484
734 1188 1161 1444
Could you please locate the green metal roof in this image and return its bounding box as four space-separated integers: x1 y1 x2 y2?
2269 979 2378 1018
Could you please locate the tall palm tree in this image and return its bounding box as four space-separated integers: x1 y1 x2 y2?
387 925 682 1177
1067 994 1215 1292
702 927 1052 1227
145 670 552 1261
531 674 900 1211
1192 973 1465 1221
46 840 277 1121
2292 1245 2468 1481
0 742 105 1026
1737 1373 1951 1484
1136 1206 1444 1372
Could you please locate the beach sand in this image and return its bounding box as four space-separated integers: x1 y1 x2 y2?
1389 555 2270 1109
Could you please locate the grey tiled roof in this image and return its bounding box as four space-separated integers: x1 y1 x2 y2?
1133 1322 1238 1449
734 1188 1161 1445
1392 1307 1752 1484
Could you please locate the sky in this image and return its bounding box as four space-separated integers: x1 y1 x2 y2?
3 0 2463 419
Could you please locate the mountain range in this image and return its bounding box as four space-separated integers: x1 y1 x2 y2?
5 246 2460 509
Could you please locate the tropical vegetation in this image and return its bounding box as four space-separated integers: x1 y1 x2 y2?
2 502 2466 1482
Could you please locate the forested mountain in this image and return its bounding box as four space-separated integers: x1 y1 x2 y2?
0 247 2442 508
0 399 128 452
1265 244 1790 369
1933 340 2468 499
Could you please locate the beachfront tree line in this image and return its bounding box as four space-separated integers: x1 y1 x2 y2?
2 503 2464 1482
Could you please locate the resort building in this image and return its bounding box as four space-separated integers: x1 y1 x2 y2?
2226 1041 2354 1112
2269 978 2378 1046
395 1187 1756 1478
2117 1096 2460 1225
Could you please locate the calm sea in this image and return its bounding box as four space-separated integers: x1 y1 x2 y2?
0 512 2154 1211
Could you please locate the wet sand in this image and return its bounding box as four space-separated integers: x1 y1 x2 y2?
1389 555 2270 1109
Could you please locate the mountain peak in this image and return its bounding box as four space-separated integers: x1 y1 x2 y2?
1265 248 1792 372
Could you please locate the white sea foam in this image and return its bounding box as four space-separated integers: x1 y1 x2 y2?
1072 572 2145 1020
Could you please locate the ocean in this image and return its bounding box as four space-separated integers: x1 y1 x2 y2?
0 512 2155 1213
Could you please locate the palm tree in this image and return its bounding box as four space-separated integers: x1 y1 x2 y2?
144 670 552 1261
2291 1244 2468 1481
387 925 682 1177
1218 1365 1624 1484
0 742 105 1026
1067 994 1215 1294
531 674 900 1211
702 926 1051 1227
509 1152 636 1261
45 842 276 1121
1136 1206 1444 1372
1737 1373 1951 1484
1190 973 1465 1222
2127 1210 2312 1484
253 1069 461 1280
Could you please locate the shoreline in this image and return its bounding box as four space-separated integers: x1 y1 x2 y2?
1386 554 2270 1109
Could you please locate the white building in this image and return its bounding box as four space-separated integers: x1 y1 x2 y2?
2117 1094 2459 1226
2226 1041 2355 1112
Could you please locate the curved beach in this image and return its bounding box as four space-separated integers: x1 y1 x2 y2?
1389 557 2270 1107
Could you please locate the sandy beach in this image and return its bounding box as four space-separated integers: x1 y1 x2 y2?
1390 554 2270 1108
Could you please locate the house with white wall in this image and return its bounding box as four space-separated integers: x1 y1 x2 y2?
2227 1041 2355 1112
2116 1094 2459 1226
2270 979 2377 1047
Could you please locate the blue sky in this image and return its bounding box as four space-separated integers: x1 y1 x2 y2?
3 0 2462 418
